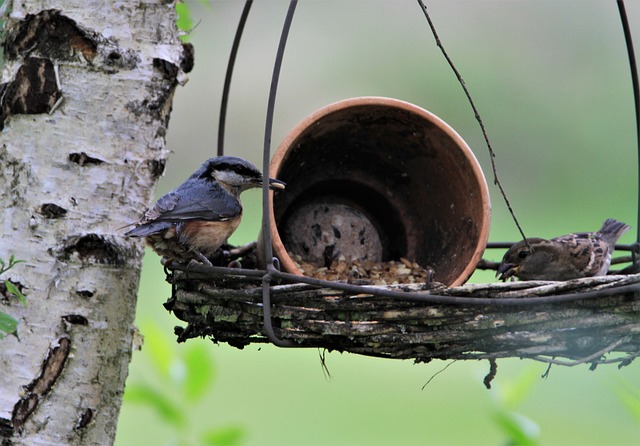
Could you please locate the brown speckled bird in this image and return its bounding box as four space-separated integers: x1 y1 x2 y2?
126 156 285 265
497 218 630 281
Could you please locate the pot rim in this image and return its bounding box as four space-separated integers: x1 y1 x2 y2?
268 96 491 287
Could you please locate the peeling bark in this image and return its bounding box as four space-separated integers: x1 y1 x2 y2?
0 1 189 444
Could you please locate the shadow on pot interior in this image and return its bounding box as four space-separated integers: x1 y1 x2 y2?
269 97 490 287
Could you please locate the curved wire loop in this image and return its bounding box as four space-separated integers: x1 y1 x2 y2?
617 1 640 269
247 1 639 347
217 0 253 156
261 0 298 347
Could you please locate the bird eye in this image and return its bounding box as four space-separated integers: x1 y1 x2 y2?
518 250 528 259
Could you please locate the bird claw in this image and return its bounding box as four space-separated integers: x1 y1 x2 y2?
194 250 213 267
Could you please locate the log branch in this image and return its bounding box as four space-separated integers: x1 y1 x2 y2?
165 268 640 368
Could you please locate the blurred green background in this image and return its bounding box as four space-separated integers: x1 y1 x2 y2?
115 1 639 445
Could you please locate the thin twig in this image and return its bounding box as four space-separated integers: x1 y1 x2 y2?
416 0 530 249
483 359 498 389
421 360 457 390
318 348 332 380
590 349 640 367
541 362 553 379
526 336 631 367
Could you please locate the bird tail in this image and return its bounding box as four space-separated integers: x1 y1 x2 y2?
598 218 631 245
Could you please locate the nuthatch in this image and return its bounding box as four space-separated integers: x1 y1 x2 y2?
497 218 630 281
126 156 285 265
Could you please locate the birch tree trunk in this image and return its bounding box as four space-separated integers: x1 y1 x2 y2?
0 1 190 444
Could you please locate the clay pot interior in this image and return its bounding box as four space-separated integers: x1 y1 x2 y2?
269 97 490 287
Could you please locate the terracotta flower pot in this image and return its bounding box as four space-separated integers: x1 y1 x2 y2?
267 97 490 287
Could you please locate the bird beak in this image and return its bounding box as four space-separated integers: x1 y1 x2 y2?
268 178 286 190
496 263 519 281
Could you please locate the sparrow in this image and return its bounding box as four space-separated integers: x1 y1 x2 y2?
126 156 285 265
497 218 630 281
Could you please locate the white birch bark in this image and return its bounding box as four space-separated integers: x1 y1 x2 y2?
0 1 189 444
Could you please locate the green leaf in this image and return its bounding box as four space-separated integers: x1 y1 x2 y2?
175 3 193 41
612 381 640 422
501 364 541 408
0 311 18 339
4 280 26 306
201 425 246 446
123 383 185 428
0 255 26 275
10 259 25 267
140 320 173 379
493 410 539 446
184 342 215 402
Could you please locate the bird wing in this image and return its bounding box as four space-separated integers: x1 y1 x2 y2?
552 232 610 276
126 179 242 237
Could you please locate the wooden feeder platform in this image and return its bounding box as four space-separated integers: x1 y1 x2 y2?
163 247 640 370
